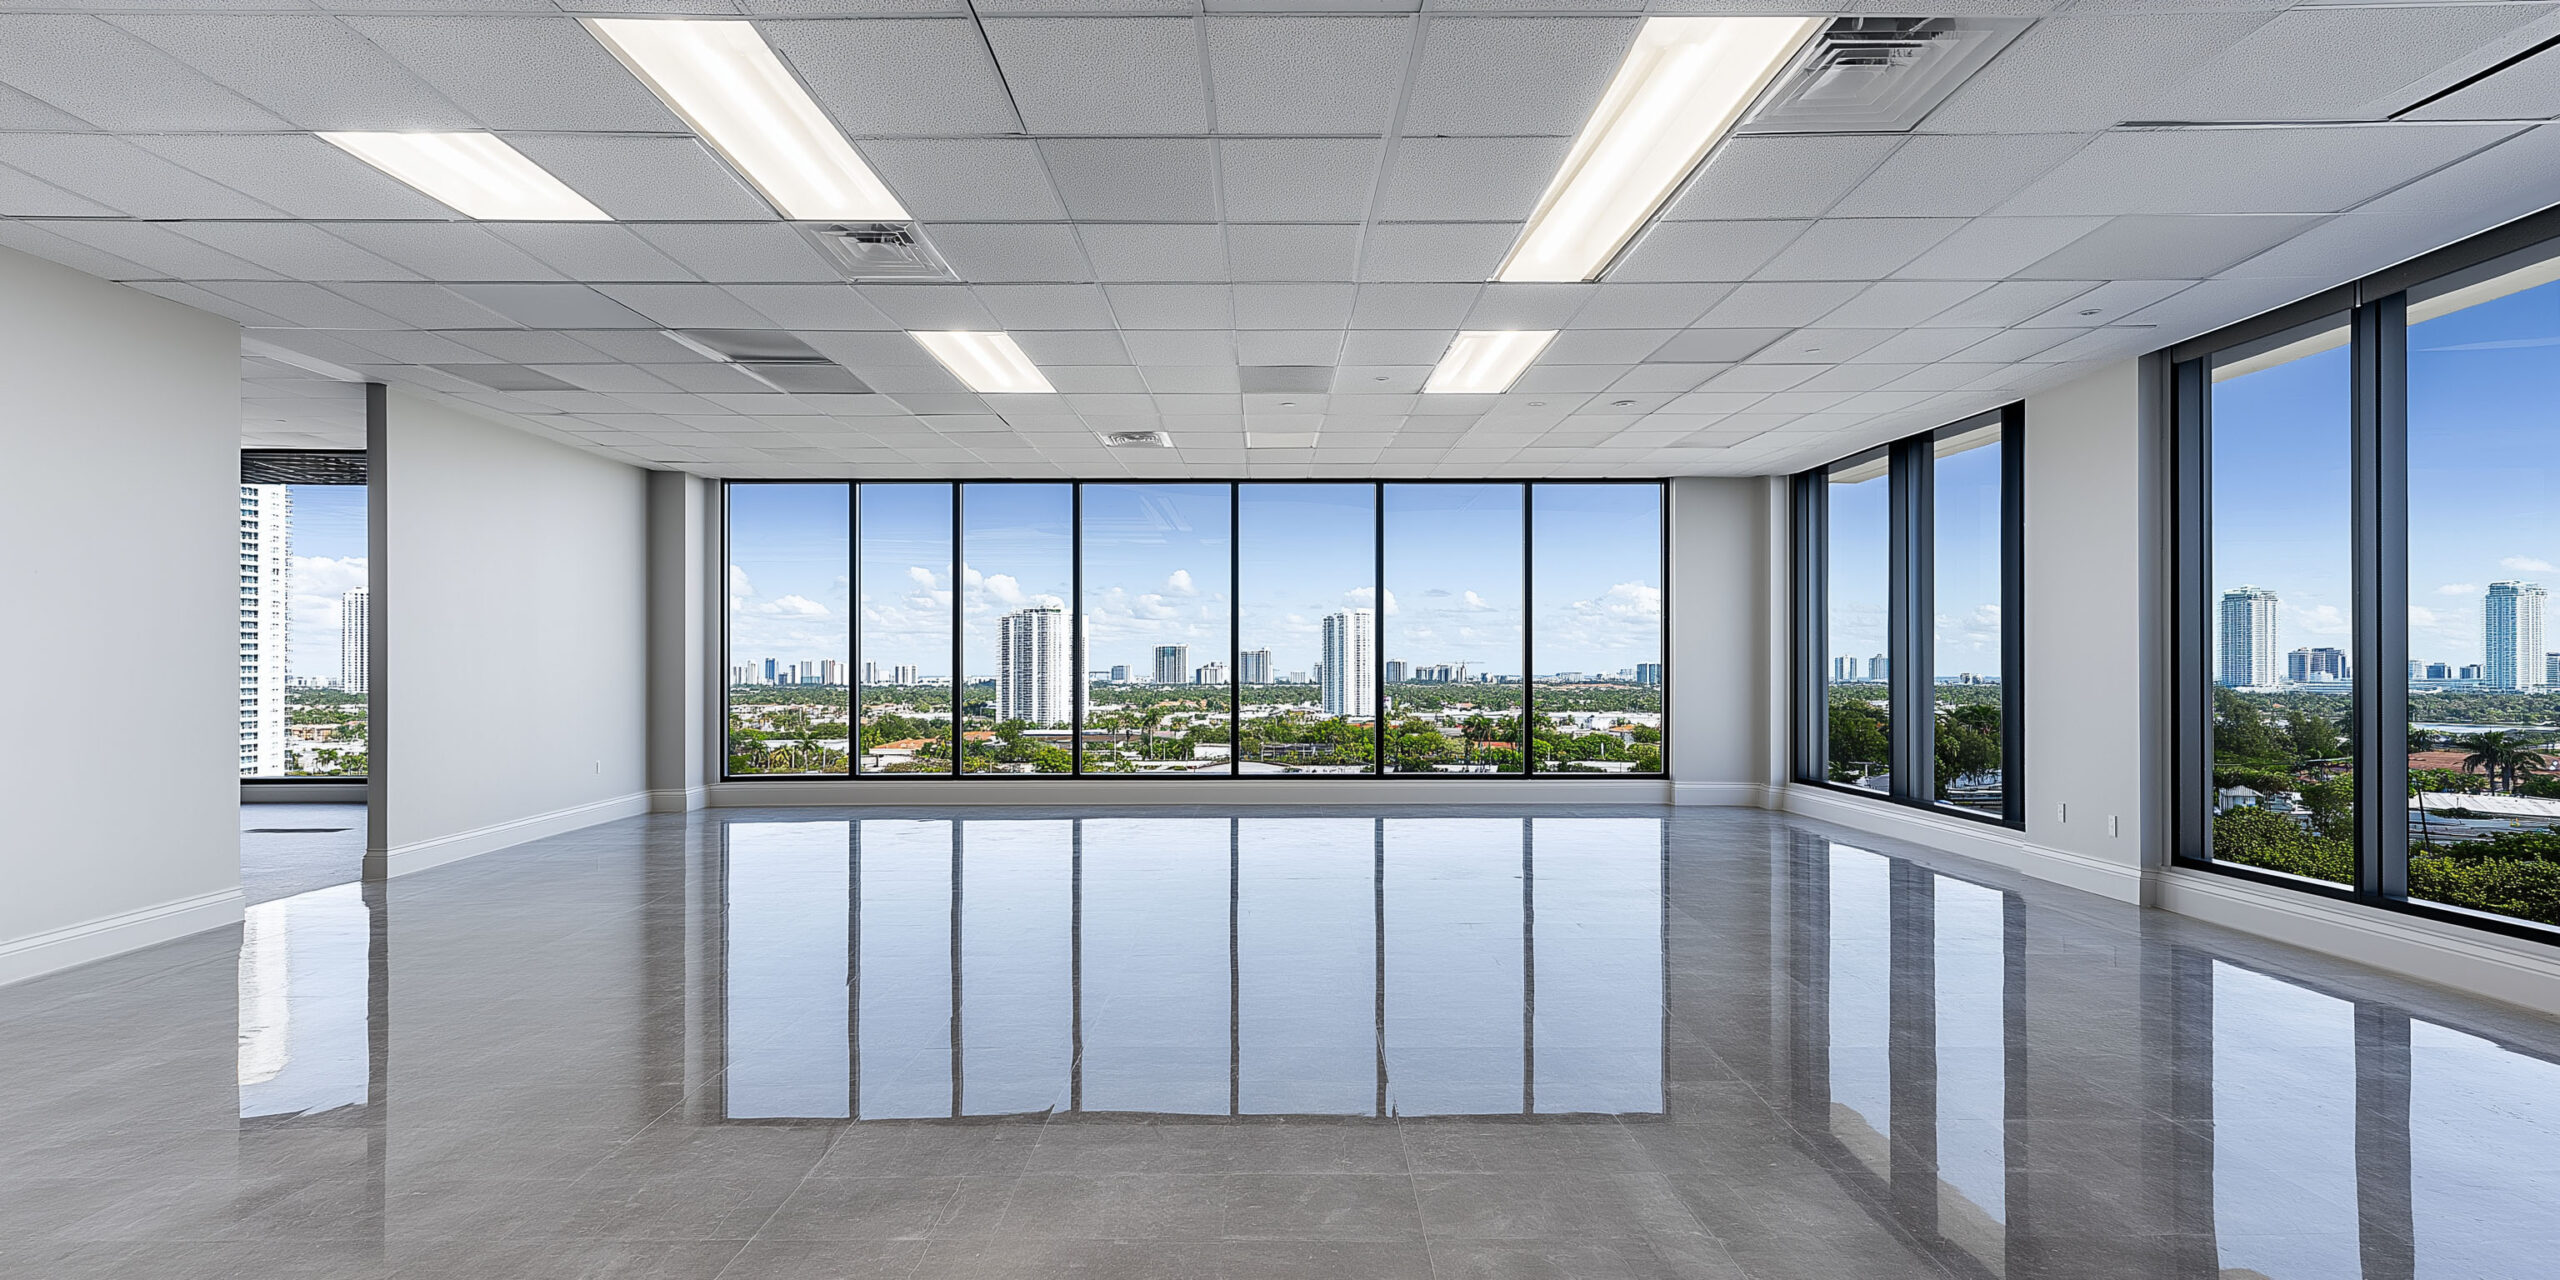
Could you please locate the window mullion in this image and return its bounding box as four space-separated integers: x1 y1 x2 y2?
2351 296 2410 904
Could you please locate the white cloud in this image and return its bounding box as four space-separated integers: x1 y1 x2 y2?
2285 601 2349 637
1343 587 1397 615
2408 604 2440 629
728 565 752 601
757 594 831 618
907 565 941 589
1164 568 1197 596
2437 583 2479 596
2501 557 2555 574
1462 590 1492 610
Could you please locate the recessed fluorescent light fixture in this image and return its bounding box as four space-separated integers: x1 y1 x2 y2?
585 18 908 221
318 132 607 221
1496 16 1822 283
1425 330 1556 395
911 331 1055 394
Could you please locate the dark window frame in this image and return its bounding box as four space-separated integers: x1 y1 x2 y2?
1791 405 2026 829
2166 203 2560 948
719 478 1670 782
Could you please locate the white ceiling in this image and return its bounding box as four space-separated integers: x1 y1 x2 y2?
9 1 2560 477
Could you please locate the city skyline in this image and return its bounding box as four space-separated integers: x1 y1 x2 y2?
2212 275 2560 685
731 482 1665 685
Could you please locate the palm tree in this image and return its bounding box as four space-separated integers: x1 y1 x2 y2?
2408 726 2433 755
2456 730 2551 792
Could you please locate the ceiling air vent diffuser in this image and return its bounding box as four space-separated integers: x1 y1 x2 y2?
1101 430 1173 449
800 222 956 281
1740 17 2027 134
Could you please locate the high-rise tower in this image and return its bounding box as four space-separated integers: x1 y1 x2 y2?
997 606 1069 724
2217 586 2279 688
2486 581 2547 690
1321 609 1375 718
239 485 292 775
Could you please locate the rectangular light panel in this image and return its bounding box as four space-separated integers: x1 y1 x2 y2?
1424 330 1556 395
319 132 607 221
1497 16 1822 283
912 331 1055 394
586 18 908 222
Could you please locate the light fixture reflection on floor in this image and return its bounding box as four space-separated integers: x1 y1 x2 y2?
912 331 1056 394
1497 16 1822 283
1424 330 1558 394
586 18 909 222
318 132 608 221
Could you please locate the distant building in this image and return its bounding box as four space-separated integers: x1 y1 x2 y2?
1321 609 1375 718
2487 581 2548 690
2427 661 2453 680
862 660 879 684
1288 671 1308 684
1867 654 1888 681
1240 648 1271 685
997 606 1068 725
338 586 368 697
2462 663 2486 681
2548 652 2560 688
819 658 847 686
1194 661 1227 686
2219 586 2280 688
892 664 918 686
1831 656 1857 683
239 485 292 776
762 658 779 683
1110 664 1129 682
1636 662 1663 686
797 660 818 685
1154 644 1188 685
2288 646 2349 683
1385 660 1409 684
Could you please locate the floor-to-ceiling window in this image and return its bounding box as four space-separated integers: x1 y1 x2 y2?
2173 215 2560 941
1793 409 2024 826
724 481 1665 781
724 483 850 776
238 451 369 780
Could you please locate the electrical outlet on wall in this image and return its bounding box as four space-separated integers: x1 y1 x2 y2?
2057 803 2068 823
2109 815 2120 837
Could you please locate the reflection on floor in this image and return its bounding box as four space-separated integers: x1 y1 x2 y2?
238 802 364 905
6 807 2560 1279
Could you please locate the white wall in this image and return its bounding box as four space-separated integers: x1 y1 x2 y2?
0 246 242 983
1668 476 1772 803
370 389 651 876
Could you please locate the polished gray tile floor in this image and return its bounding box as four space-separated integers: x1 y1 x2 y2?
7 805 2560 1279
238 803 365 906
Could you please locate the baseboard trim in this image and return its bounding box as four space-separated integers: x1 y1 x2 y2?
366 791 651 879
1672 781 1773 807
649 786 708 813
0 886 244 988
2155 866 2560 1018
710 778 1674 806
1775 784 2146 903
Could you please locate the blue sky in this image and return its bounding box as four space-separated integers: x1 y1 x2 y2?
1826 436 2006 682
726 482 1665 678
2210 273 2560 675
284 484 366 679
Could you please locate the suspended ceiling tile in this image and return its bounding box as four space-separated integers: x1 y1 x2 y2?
168 222 421 281
1226 224 1360 283
865 139 1068 222
2020 213 2324 280
1918 12 2278 135
505 136 774 221
0 134 282 219
320 223 567 282
1205 15 1410 136
347 15 687 133
134 134 456 219
1995 124 2526 217
1828 134 2089 219
929 223 1097 284
0 15 285 131
983 16 1210 134
1218 138 1383 223
1400 16 1636 138
1042 138 1218 221
1377 136 1573 222
1664 135 1902 222
106 14 476 131
2138 3 2559 123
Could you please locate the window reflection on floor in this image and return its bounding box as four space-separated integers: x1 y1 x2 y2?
237 883 370 1121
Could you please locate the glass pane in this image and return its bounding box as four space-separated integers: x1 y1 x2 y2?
1079 818 1229 1113
2407 267 2560 926
238 481 369 777
1531 485 1663 774
1238 484 1377 774
958 820 1072 1116
1078 484 1233 775
856 819 950 1119
1383 485 1525 775
857 484 954 775
960 484 1072 774
724 822 850 1120
2207 327 2354 885
1383 818 1524 1114
1826 460 1890 791
726 484 851 776
1237 818 1377 1114
1931 427 2004 812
